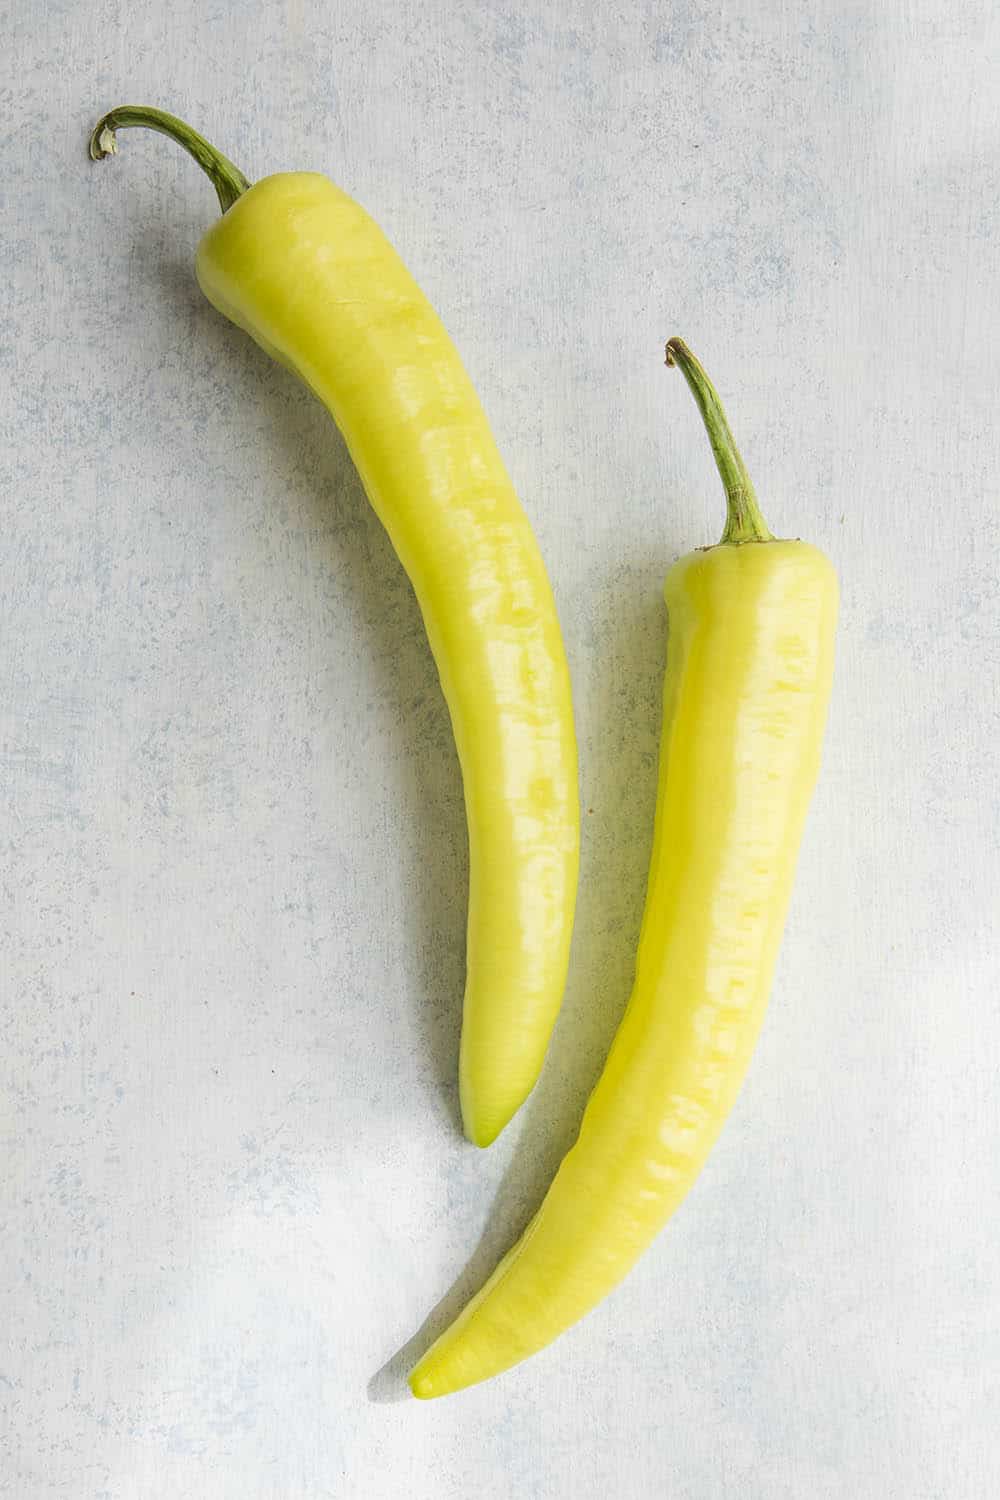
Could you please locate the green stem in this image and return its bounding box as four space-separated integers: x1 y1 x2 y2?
89 106 251 215
665 337 773 545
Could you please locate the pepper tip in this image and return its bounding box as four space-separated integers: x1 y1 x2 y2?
409 1367 437 1401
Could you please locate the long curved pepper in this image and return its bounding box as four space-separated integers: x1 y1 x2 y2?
409 338 838 1396
91 107 580 1146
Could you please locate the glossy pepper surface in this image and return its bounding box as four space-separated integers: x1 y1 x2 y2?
409 338 838 1397
90 107 579 1147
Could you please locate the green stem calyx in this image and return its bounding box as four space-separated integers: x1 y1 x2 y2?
89 106 251 215
665 337 774 545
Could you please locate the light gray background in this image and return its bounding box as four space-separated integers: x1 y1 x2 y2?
3 2 998 1496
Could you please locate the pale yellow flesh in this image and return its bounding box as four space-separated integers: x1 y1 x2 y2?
195 174 580 1146
410 539 838 1396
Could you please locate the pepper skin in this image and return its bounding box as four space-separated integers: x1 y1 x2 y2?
90 107 579 1147
409 339 838 1397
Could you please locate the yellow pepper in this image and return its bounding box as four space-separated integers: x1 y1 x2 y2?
90 107 580 1147
409 338 838 1397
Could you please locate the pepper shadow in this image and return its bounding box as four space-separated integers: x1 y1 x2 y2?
157 251 469 1137
368 548 671 1401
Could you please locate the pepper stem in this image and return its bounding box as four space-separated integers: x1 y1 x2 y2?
665 337 773 545
89 106 251 215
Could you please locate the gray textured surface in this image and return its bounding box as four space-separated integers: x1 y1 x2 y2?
3 2 999 1496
